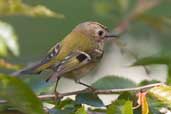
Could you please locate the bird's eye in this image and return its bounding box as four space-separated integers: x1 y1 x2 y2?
97 30 104 36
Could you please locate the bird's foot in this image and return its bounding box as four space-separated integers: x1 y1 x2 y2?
75 80 97 91
54 91 63 101
87 86 96 92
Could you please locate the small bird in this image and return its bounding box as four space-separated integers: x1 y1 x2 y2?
12 21 119 93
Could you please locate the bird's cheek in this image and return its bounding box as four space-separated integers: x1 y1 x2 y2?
95 38 102 43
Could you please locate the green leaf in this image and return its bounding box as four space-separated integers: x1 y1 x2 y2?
0 21 19 56
75 106 87 114
25 5 64 18
88 108 106 114
138 80 161 86
147 96 163 114
148 85 171 108
55 98 82 113
0 74 45 114
132 56 171 66
122 101 133 114
92 76 136 90
0 0 64 18
48 109 71 114
118 92 134 101
76 93 104 107
0 38 7 56
133 56 171 85
107 100 133 114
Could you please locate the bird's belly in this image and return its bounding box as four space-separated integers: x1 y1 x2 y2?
63 62 97 80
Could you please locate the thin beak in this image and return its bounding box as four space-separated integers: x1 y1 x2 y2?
104 32 120 38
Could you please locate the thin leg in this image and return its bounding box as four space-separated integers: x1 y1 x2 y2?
54 77 60 94
75 80 96 91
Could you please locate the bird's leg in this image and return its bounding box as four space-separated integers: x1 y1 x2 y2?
54 76 61 98
75 79 96 91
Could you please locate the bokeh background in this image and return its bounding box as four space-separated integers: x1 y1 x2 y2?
0 0 171 105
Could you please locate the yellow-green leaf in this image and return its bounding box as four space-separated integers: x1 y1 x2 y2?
75 107 87 114
0 21 19 56
0 59 21 70
149 85 171 107
0 0 64 18
122 101 133 114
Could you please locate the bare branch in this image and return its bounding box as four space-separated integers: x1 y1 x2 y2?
38 83 164 100
0 83 165 105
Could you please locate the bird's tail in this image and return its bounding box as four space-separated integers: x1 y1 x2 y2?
10 61 43 76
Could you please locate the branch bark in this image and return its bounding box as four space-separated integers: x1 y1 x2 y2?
0 83 163 103
38 83 164 100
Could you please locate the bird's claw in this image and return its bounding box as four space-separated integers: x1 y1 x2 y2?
87 86 96 92
54 91 63 101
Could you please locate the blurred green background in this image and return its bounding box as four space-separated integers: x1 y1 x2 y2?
1 0 117 62
0 0 171 113
0 0 171 95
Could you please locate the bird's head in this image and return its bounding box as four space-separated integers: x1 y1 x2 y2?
73 21 119 42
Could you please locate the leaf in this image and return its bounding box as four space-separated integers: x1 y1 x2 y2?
133 56 171 85
107 100 133 114
0 37 7 56
0 0 64 18
147 96 164 114
138 80 161 86
132 56 171 66
0 74 45 114
92 76 136 90
25 5 64 18
88 108 106 114
76 93 104 107
55 98 82 113
122 101 133 114
0 59 21 70
148 85 171 108
75 106 87 114
0 21 19 56
48 109 71 114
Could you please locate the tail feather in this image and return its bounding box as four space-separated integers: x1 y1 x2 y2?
45 71 61 82
10 61 43 76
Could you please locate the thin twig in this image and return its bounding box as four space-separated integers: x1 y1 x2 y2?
1 83 162 103
38 83 164 100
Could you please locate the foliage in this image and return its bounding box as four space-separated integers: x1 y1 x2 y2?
0 21 19 57
0 74 45 114
0 0 171 114
0 0 64 18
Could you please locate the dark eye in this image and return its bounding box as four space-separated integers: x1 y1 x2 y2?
98 30 104 36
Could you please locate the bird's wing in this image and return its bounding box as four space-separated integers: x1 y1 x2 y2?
11 42 62 76
46 50 92 81
41 42 61 64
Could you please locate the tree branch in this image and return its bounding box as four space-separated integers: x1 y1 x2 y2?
38 82 164 100
1 83 162 103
